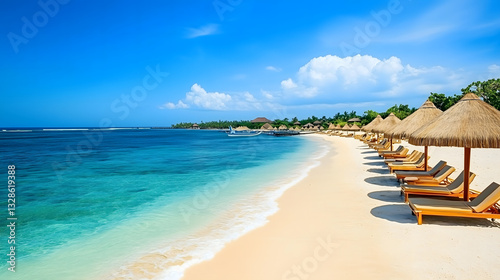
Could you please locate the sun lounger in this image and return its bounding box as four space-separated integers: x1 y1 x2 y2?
401 165 456 186
401 171 476 202
408 182 500 225
384 150 421 163
394 160 447 180
382 148 409 159
379 145 404 156
386 151 423 166
388 154 429 173
380 145 403 154
369 139 387 149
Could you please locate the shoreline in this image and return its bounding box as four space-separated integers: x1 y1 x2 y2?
103 134 329 280
181 134 500 280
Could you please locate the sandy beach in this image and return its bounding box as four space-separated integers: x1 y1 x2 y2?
182 134 500 280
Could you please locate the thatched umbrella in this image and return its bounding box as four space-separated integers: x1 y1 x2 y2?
349 123 361 131
371 113 401 151
302 123 313 130
362 115 383 132
235 126 250 131
409 93 500 201
328 123 336 130
348 117 361 123
278 124 288 130
387 100 443 170
313 120 322 125
294 121 301 126
342 124 351 130
261 123 273 130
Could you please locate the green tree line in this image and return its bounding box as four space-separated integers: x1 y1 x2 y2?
173 79 500 129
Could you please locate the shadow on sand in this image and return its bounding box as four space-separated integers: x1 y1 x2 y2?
364 175 399 187
367 168 389 174
370 204 416 224
364 156 382 160
363 161 386 166
368 190 403 203
361 150 377 154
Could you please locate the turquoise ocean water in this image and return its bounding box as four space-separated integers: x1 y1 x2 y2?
0 129 328 279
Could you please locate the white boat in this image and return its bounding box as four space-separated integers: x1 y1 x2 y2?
227 126 261 137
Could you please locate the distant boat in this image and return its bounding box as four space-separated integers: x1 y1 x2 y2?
227 126 261 137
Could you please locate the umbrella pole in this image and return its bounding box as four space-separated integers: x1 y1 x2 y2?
390 138 393 151
424 146 428 171
464 147 471 201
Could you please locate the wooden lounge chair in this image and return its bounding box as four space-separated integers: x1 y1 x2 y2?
376 141 397 152
362 135 374 143
401 171 476 202
408 182 500 225
373 142 390 151
382 148 409 159
369 139 387 149
388 154 429 173
384 150 421 163
379 145 404 156
394 160 447 181
401 165 456 186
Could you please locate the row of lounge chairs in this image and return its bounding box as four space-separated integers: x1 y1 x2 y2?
360 136 500 225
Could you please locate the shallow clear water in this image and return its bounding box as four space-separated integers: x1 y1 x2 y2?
0 129 326 279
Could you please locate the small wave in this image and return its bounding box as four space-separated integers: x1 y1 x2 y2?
105 137 330 280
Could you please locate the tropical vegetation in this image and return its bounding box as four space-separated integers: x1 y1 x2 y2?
171 78 500 129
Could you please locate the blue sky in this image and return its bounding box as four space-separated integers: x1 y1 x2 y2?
1 0 500 127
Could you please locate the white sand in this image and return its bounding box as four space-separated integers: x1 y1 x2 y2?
182 134 500 280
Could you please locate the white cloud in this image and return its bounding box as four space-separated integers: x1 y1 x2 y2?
185 83 231 110
186 24 219 38
266 66 282 72
261 90 274 100
159 100 189 109
281 78 297 89
488 64 500 79
163 84 282 112
280 54 465 100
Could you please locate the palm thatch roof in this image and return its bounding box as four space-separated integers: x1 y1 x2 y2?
409 93 500 148
362 115 383 132
371 113 402 134
251 117 273 123
294 121 301 125
302 123 314 129
342 124 351 130
388 100 443 139
278 124 288 130
261 123 273 130
349 123 361 131
348 117 361 122
327 123 336 130
235 126 250 131
313 120 322 125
